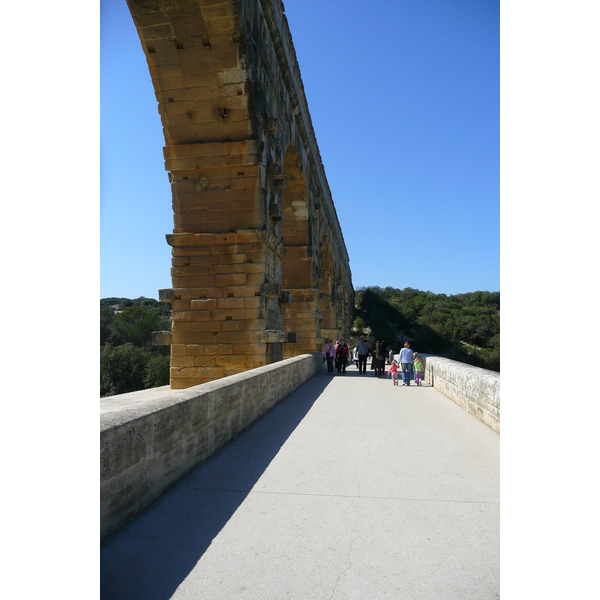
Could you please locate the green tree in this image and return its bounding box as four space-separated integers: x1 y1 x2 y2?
353 286 499 372
144 353 170 389
100 343 149 397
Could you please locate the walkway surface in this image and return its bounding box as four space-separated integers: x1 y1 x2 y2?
101 364 500 600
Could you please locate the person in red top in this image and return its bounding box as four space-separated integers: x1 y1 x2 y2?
336 337 349 374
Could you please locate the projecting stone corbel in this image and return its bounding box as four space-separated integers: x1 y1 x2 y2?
269 201 283 221
263 117 277 133
158 288 174 302
260 282 281 297
262 330 298 343
152 331 172 346
268 164 286 190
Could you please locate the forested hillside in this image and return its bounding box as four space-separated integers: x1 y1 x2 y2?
100 297 172 397
100 287 499 396
351 287 499 372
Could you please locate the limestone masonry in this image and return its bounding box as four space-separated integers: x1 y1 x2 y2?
128 0 353 388
424 356 500 432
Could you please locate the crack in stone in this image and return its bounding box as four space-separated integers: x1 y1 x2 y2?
330 451 370 599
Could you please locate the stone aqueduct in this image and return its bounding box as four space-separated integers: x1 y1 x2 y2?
127 0 354 388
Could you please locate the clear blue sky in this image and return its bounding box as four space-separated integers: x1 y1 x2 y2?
101 0 499 299
6 3 598 591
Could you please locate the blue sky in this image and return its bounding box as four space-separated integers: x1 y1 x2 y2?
101 0 499 299
6 2 600 590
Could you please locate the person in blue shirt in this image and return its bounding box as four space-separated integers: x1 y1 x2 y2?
398 340 414 386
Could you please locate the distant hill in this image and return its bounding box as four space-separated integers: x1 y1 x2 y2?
351 287 499 372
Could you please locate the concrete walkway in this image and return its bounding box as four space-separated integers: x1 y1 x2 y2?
101 364 499 600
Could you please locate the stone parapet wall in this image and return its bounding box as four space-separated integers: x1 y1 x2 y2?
101 353 322 542
423 356 500 432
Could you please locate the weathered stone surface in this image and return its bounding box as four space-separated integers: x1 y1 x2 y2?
152 330 173 346
158 288 174 302
423 356 500 432
100 353 322 541
260 281 281 297
262 330 297 343
126 0 354 388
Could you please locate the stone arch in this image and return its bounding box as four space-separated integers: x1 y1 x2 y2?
336 265 345 338
318 234 337 345
124 0 353 387
127 1 283 388
280 145 311 289
279 145 320 358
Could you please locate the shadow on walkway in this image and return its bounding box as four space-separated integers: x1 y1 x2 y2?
100 372 332 600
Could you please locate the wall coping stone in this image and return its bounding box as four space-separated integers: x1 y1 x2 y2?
423 356 500 433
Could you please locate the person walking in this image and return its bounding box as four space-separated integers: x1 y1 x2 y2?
399 340 414 385
334 340 340 373
356 335 371 374
336 338 349 374
373 341 385 377
352 345 359 368
413 352 424 386
388 359 399 386
323 339 336 375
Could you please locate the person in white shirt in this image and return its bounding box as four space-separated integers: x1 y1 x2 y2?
356 335 371 375
398 340 414 386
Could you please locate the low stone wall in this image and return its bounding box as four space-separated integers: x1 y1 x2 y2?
101 353 322 542
423 356 500 433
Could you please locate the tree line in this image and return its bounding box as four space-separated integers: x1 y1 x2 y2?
350 287 499 372
100 297 172 397
100 286 499 396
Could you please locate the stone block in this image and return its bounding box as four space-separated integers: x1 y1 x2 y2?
158 288 174 302
152 331 173 346
221 319 247 331
174 310 211 322
203 344 234 355
260 282 281 297
215 273 246 286
189 321 222 332
269 201 283 221
196 366 226 379
191 298 217 310
261 330 297 343
217 296 245 309
193 356 216 367
183 344 204 356
170 366 198 379
171 355 195 368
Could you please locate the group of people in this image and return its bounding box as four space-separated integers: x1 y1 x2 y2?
387 341 424 386
353 336 393 376
324 335 424 386
322 338 350 375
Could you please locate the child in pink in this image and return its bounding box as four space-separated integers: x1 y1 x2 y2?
388 359 399 386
